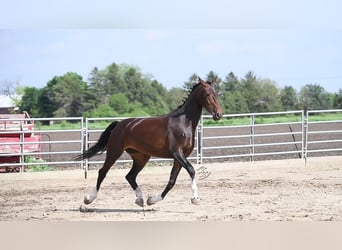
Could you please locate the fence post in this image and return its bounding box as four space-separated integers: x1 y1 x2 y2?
20 123 25 173
250 114 255 162
197 116 203 164
303 109 308 166
83 118 88 179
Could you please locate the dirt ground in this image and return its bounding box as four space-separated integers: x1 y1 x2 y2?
0 156 341 221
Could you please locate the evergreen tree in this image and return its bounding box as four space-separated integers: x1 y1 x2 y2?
183 73 198 92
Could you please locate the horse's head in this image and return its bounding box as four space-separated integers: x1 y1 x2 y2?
198 77 223 121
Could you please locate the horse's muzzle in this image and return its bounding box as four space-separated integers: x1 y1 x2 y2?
212 112 223 121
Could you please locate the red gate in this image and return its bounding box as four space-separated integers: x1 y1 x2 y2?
0 112 41 172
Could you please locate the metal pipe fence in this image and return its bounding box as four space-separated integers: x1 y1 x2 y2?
0 117 83 172
198 111 306 163
0 110 341 175
306 109 342 157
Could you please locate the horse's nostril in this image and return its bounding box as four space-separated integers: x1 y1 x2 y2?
212 112 222 121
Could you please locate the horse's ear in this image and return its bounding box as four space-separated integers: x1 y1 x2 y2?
211 76 217 85
198 77 206 85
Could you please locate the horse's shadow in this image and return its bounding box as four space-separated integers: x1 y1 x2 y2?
75 206 156 214
71 206 194 215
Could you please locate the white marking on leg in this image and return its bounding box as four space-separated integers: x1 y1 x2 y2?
191 179 199 199
190 179 200 205
84 187 98 204
134 186 144 207
135 186 143 199
147 193 163 206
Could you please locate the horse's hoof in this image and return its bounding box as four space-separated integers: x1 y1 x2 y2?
191 197 200 205
135 198 144 207
84 196 92 205
146 196 154 206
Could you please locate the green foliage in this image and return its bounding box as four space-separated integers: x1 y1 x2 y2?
19 87 41 117
166 87 187 110
280 86 298 111
333 90 342 108
183 73 198 92
86 63 170 117
109 93 130 114
298 84 333 110
221 71 282 114
91 104 119 118
16 61 341 120
223 91 249 114
25 156 53 172
203 114 303 126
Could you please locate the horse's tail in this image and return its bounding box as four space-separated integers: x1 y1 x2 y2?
74 121 119 160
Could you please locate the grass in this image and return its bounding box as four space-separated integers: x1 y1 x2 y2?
307 112 342 122
204 114 303 126
25 156 54 172
204 112 341 126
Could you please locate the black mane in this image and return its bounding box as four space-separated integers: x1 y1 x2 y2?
177 82 201 110
170 80 211 117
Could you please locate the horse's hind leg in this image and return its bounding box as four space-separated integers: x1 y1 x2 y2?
84 149 123 205
125 150 150 207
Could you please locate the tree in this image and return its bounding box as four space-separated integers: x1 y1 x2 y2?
223 91 249 114
241 71 261 112
0 80 23 108
299 84 332 110
19 87 41 117
91 103 118 118
333 89 342 108
102 63 125 96
166 87 187 110
38 86 59 118
257 78 282 112
205 70 221 93
221 72 247 114
0 80 18 97
41 72 89 117
223 72 240 92
123 66 144 102
88 67 106 107
109 93 130 114
183 73 198 92
280 86 298 111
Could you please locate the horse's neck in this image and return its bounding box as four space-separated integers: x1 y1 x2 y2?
169 89 203 130
183 96 202 130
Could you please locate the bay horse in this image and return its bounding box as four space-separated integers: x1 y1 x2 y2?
76 77 223 207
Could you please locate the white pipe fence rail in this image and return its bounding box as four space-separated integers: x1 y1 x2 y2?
0 110 341 175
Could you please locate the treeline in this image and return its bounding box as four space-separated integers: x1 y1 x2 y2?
18 62 342 118
218 72 342 113
20 63 180 118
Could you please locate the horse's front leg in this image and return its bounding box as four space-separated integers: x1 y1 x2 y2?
147 161 182 206
147 153 200 206
172 152 200 205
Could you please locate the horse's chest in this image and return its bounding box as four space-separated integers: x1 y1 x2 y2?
168 116 195 152
172 127 193 149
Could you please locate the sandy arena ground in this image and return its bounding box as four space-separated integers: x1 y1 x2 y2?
0 156 341 221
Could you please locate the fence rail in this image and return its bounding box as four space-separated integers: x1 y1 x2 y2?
0 110 341 175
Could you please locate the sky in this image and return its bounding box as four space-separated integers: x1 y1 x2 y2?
1 0 342 93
